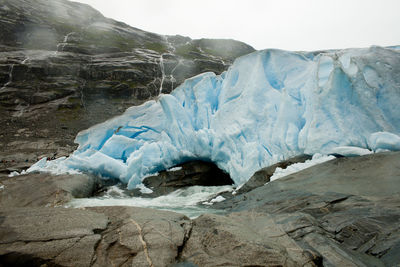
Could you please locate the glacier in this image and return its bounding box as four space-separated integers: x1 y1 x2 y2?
31 46 400 189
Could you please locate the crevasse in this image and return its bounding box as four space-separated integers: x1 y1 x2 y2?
34 46 400 188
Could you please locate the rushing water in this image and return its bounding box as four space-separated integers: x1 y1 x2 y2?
67 185 234 218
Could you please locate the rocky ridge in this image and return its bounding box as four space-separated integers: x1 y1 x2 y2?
212 151 400 266
0 0 255 173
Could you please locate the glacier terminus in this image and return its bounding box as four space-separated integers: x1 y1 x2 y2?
29 46 400 189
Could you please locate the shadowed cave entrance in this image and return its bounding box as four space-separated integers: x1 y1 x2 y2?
82 160 235 218
135 160 234 197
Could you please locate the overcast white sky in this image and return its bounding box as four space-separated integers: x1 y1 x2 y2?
75 0 400 51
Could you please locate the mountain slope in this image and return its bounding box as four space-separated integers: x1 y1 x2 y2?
0 0 255 172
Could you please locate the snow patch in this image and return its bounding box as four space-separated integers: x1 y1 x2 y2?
329 146 373 157
269 154 336 182
211 195 226 203
8 171 24 177
168 166 182 172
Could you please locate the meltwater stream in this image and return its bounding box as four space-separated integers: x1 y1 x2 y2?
66 185 234 218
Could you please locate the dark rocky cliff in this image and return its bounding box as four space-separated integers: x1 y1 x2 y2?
0 0 255 172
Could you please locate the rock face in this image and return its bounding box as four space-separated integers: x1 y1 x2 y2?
88 206 191 267
0 0 255 172
0 206 191 267
179 212 317 266
236 154 312 195
0 207 109 267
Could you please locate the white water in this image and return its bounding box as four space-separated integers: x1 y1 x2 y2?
56 43 66 53
158 55 165 94
67 185 234 218
55 32 74 54
63 32 74 43
0 64 14 91
165 36 176 53
169 59 183 90
21 57 30 65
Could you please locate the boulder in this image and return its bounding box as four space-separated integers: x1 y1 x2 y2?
236 154 312 195
0 173 98 208
0 207 108 267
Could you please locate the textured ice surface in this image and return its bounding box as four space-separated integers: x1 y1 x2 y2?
368 132 400 152
33 46 400 188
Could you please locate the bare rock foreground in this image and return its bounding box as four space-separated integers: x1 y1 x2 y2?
0 152 399 266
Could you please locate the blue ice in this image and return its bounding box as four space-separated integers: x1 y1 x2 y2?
33 47 400 188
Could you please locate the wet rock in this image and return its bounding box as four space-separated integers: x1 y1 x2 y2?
0 140 76 174
139 161 233 197
213 151 400 266
1 152 399 266
0 173 98 208
236 154 312 195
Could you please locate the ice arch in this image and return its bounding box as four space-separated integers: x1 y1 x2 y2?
36 47 400 189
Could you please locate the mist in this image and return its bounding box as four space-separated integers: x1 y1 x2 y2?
75 0 400 51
